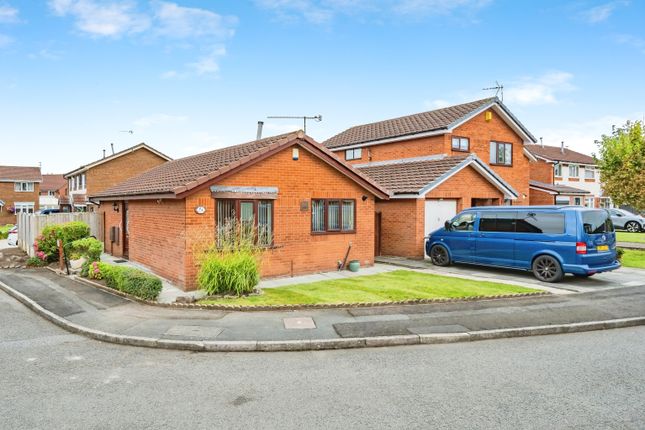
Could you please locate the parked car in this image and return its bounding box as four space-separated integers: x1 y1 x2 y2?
6 226 18 246
609 208 644 232
425 206 620 283
37 208 61 215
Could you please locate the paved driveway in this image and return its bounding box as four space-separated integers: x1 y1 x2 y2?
377 256 645 293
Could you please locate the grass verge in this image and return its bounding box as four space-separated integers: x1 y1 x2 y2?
616 232 645 244
620 249 645 269
199 270 541 306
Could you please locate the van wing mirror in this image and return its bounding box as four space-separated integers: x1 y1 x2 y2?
444 220 452 231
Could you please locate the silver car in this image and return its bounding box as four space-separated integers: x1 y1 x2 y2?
609 208 644 232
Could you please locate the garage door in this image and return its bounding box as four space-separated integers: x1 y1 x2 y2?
424 199 457 237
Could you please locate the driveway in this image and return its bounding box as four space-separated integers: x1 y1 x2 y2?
377 256 645 293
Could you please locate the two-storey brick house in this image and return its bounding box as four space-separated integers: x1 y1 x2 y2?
0 166 42 223
525 143 607 208
39 174 67 211
323 97 539 258
62 143 171 212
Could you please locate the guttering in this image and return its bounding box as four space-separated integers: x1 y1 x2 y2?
89 192 177 202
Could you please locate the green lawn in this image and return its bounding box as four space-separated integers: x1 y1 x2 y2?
621 249 645 269
199 270 541 306
616 232 645 244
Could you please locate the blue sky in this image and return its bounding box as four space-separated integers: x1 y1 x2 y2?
1 0 644 173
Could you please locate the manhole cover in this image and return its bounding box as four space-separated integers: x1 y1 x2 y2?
283 317 316 329
113 259 127 264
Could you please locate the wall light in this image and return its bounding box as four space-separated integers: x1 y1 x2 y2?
112 202 119 213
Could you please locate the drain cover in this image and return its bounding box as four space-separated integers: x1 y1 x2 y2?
283 317 316 329
113 259 127 263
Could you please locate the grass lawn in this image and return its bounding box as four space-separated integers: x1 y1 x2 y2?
620 249 645 269
199 270 541 306
616 232 645 244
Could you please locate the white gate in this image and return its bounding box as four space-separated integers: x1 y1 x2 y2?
16 212 103 257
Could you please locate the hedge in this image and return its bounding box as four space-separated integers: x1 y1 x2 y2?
94 262 162 301
35 221 91 262
69 237 103 262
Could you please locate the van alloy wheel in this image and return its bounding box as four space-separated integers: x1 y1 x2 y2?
625 221 641 232
532 255 563 283
430 245 450 266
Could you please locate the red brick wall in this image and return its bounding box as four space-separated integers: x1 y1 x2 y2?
86 148 167 196
0 182 40 224
450 109 530 205
530 159 554 183
529 189 555 205
342 135 446 165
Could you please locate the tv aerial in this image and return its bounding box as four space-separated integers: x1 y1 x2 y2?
267 115 322 134
482 81 504 101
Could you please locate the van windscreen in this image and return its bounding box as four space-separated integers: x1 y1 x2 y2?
582 210 614 234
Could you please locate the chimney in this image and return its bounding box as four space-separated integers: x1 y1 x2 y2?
111 143 115 154
540 137 543 148
103 149 106 158
256 121 264 140
561 141 565 154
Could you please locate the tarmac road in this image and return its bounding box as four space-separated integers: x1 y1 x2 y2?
1 289 643 429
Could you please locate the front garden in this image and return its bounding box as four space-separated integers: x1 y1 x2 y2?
616 232 645 244
28 220 162 300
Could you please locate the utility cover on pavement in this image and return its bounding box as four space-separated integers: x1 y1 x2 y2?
283 317 316 329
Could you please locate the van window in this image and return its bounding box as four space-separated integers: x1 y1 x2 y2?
516 211 565 234
450 213 475 231
479 211 516 232
582 210 614 234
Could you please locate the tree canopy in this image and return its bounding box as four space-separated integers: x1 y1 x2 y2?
595 121 645 211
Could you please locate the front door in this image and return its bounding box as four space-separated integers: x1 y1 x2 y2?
374 212 382 257
122 201 129 259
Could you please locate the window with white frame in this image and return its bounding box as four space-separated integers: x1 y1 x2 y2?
569 164 579 178
451 136 469 152
345 148 362 161
14 202 35 214
81 173 86 189
489 141 512 165
68 178 73 191
584 168 595 179
14 182 34 192
585 197 594 207
555 196 569 206
554 163 562 177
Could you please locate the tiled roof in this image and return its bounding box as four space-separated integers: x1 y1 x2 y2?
41 174 66 192
323 98 497 149
91 131 389 199
64 143 172 177
525 145 595 164
529 180 590 195
0 166 42 182
356 155 470 194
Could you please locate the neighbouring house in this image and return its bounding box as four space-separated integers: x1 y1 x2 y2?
0 165 42 223
63 143 171 212
39 174 67 211
90 131 389 291
323 97 538 258
525 143 608 208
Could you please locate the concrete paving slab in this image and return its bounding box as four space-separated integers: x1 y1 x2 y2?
407 324 469 334
164 325 223 339
283 317 316 329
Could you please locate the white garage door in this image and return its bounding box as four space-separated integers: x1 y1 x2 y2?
424 199 457 237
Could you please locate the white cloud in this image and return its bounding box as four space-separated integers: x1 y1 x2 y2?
614 34 645 54
394 0 491 16
48 0 150 37
187 46 226 77
133 113 188 127
0 4 19 23
255 0 334 24
28 48 63 60
153 1 237 39
579 1 627 24
504 71 575 106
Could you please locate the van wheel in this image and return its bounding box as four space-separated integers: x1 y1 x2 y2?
625 221 641 232
532 255 563 283
430 245 450 266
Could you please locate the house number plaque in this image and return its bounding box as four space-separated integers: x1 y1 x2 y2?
195 206 207 215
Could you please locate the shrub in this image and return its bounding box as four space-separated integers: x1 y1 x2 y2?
0 224 13 240
617 247 625 261
69 237 103 262
35 221 91 262
198 250 260 296
97 263 162 300
26 256 47 267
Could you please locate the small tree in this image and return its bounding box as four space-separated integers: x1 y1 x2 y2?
595 121 645 211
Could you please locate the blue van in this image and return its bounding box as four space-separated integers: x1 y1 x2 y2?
425 206 620 282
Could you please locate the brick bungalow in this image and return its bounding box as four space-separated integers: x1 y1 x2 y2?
0 165 42 223
90 131 389 291
62 143 171 212
324 97 538 258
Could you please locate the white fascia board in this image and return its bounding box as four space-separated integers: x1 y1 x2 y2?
390 193 422 199
329 129 447 152
523 147 538 162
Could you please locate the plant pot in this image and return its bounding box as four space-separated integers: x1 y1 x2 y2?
348 260 360 272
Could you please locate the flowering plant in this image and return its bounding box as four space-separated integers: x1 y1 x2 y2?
88 261 103 280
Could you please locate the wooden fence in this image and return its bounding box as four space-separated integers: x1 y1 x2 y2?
16 212 103 257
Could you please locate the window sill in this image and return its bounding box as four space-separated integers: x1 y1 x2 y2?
489 163 513 167
311 230 356 236
451 148 470 153
584 178 596 182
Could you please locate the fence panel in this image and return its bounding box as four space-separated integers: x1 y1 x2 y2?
17 212 103 257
